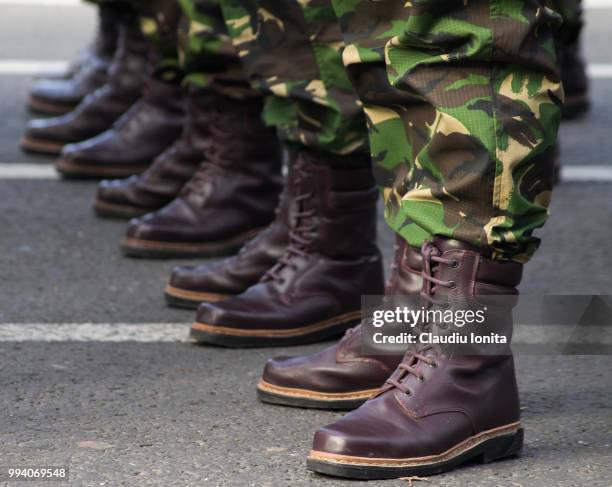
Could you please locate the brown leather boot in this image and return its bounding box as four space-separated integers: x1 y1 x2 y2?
307 236 524 479
256 237 421 409
191 150 385 347
34 2 122 82
163 149 299 308
560 41 589 119
121 96 282 258
27 2 124 115
93 88 215 219
22 15 148 156
55 76 184 179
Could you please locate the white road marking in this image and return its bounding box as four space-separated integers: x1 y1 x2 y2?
561 165 612 182
0 0 81 6
0 0 610 8
1 163 612 183
588 64 612 79
0 59 612 79
0 323 609 346
0 60 68 76
0 323 191 342
0 0 609 7
584 0 612 8
2 60 612 78
0 164 58 179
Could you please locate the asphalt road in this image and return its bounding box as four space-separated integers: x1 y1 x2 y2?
0 2 611 486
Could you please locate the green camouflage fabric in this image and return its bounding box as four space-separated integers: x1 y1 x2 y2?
331 0 563 263
176 0 254 97
219 0 369 157
136 0 183 81
109 0 252 96
551 0 582 46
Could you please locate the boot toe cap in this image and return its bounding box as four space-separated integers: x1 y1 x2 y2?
125 216 157 240
169 261 242 295
96 177 138 206
261 356 300 387
30 79 79 104
311 403 401 457
169 265 214 291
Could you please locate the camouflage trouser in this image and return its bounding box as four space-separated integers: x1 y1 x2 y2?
552 0 583 46
332 1 563 263
114 0 253 97
219 0 369 158
87 0 564 262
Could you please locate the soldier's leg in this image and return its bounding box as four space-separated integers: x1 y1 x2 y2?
220 0 370 162
22 2 148 156
553 0 589 117
306 0 563 479
27 0 128 114
183 0 384 347
53 0 185 179
118 0 283 258
331 0 561 263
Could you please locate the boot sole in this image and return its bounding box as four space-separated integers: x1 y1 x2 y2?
307 422 523 480
256 380 376 410
92 198 153 220
20 135 65 155
27 95 77 116
164 284 231 309
562 93 590 119
55 157 149 180
190 310 361 348
120 227 263 259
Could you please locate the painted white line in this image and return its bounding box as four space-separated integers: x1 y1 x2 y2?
514 324 612 345
0 323 608 345
561 165 612 182
0 164 58 179
0 163 610 182
0 323 190 342
584 0 612 8
0 0 81 6
0 60 68 76
1 60 612 78
0 0 610 7
588 64 612 79
0 0 609 7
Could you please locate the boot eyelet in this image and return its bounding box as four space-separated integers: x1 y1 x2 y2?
428 362 438 368
405 390 412 396
448 281 456 289
451 260 459 268
417 375 425 382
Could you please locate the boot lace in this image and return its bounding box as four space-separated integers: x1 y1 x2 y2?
383 241 456 395
180 109 242 198
262 170 317 283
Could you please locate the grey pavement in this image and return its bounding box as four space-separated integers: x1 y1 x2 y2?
0 2 611 486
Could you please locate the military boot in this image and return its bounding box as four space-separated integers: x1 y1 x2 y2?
191 150 385 347
560 40 589 119
35 2 122 82
257 236 422 410
121 96 282 258
93 88 216 219
22 15 148 156
55 76 184 179
27 2 124 115
307 236 524 479
163 149 299 308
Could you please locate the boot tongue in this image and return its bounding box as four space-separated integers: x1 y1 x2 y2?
432 236 474 253
259 158 320 282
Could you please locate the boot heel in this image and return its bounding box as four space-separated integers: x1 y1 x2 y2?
478 428 523 464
